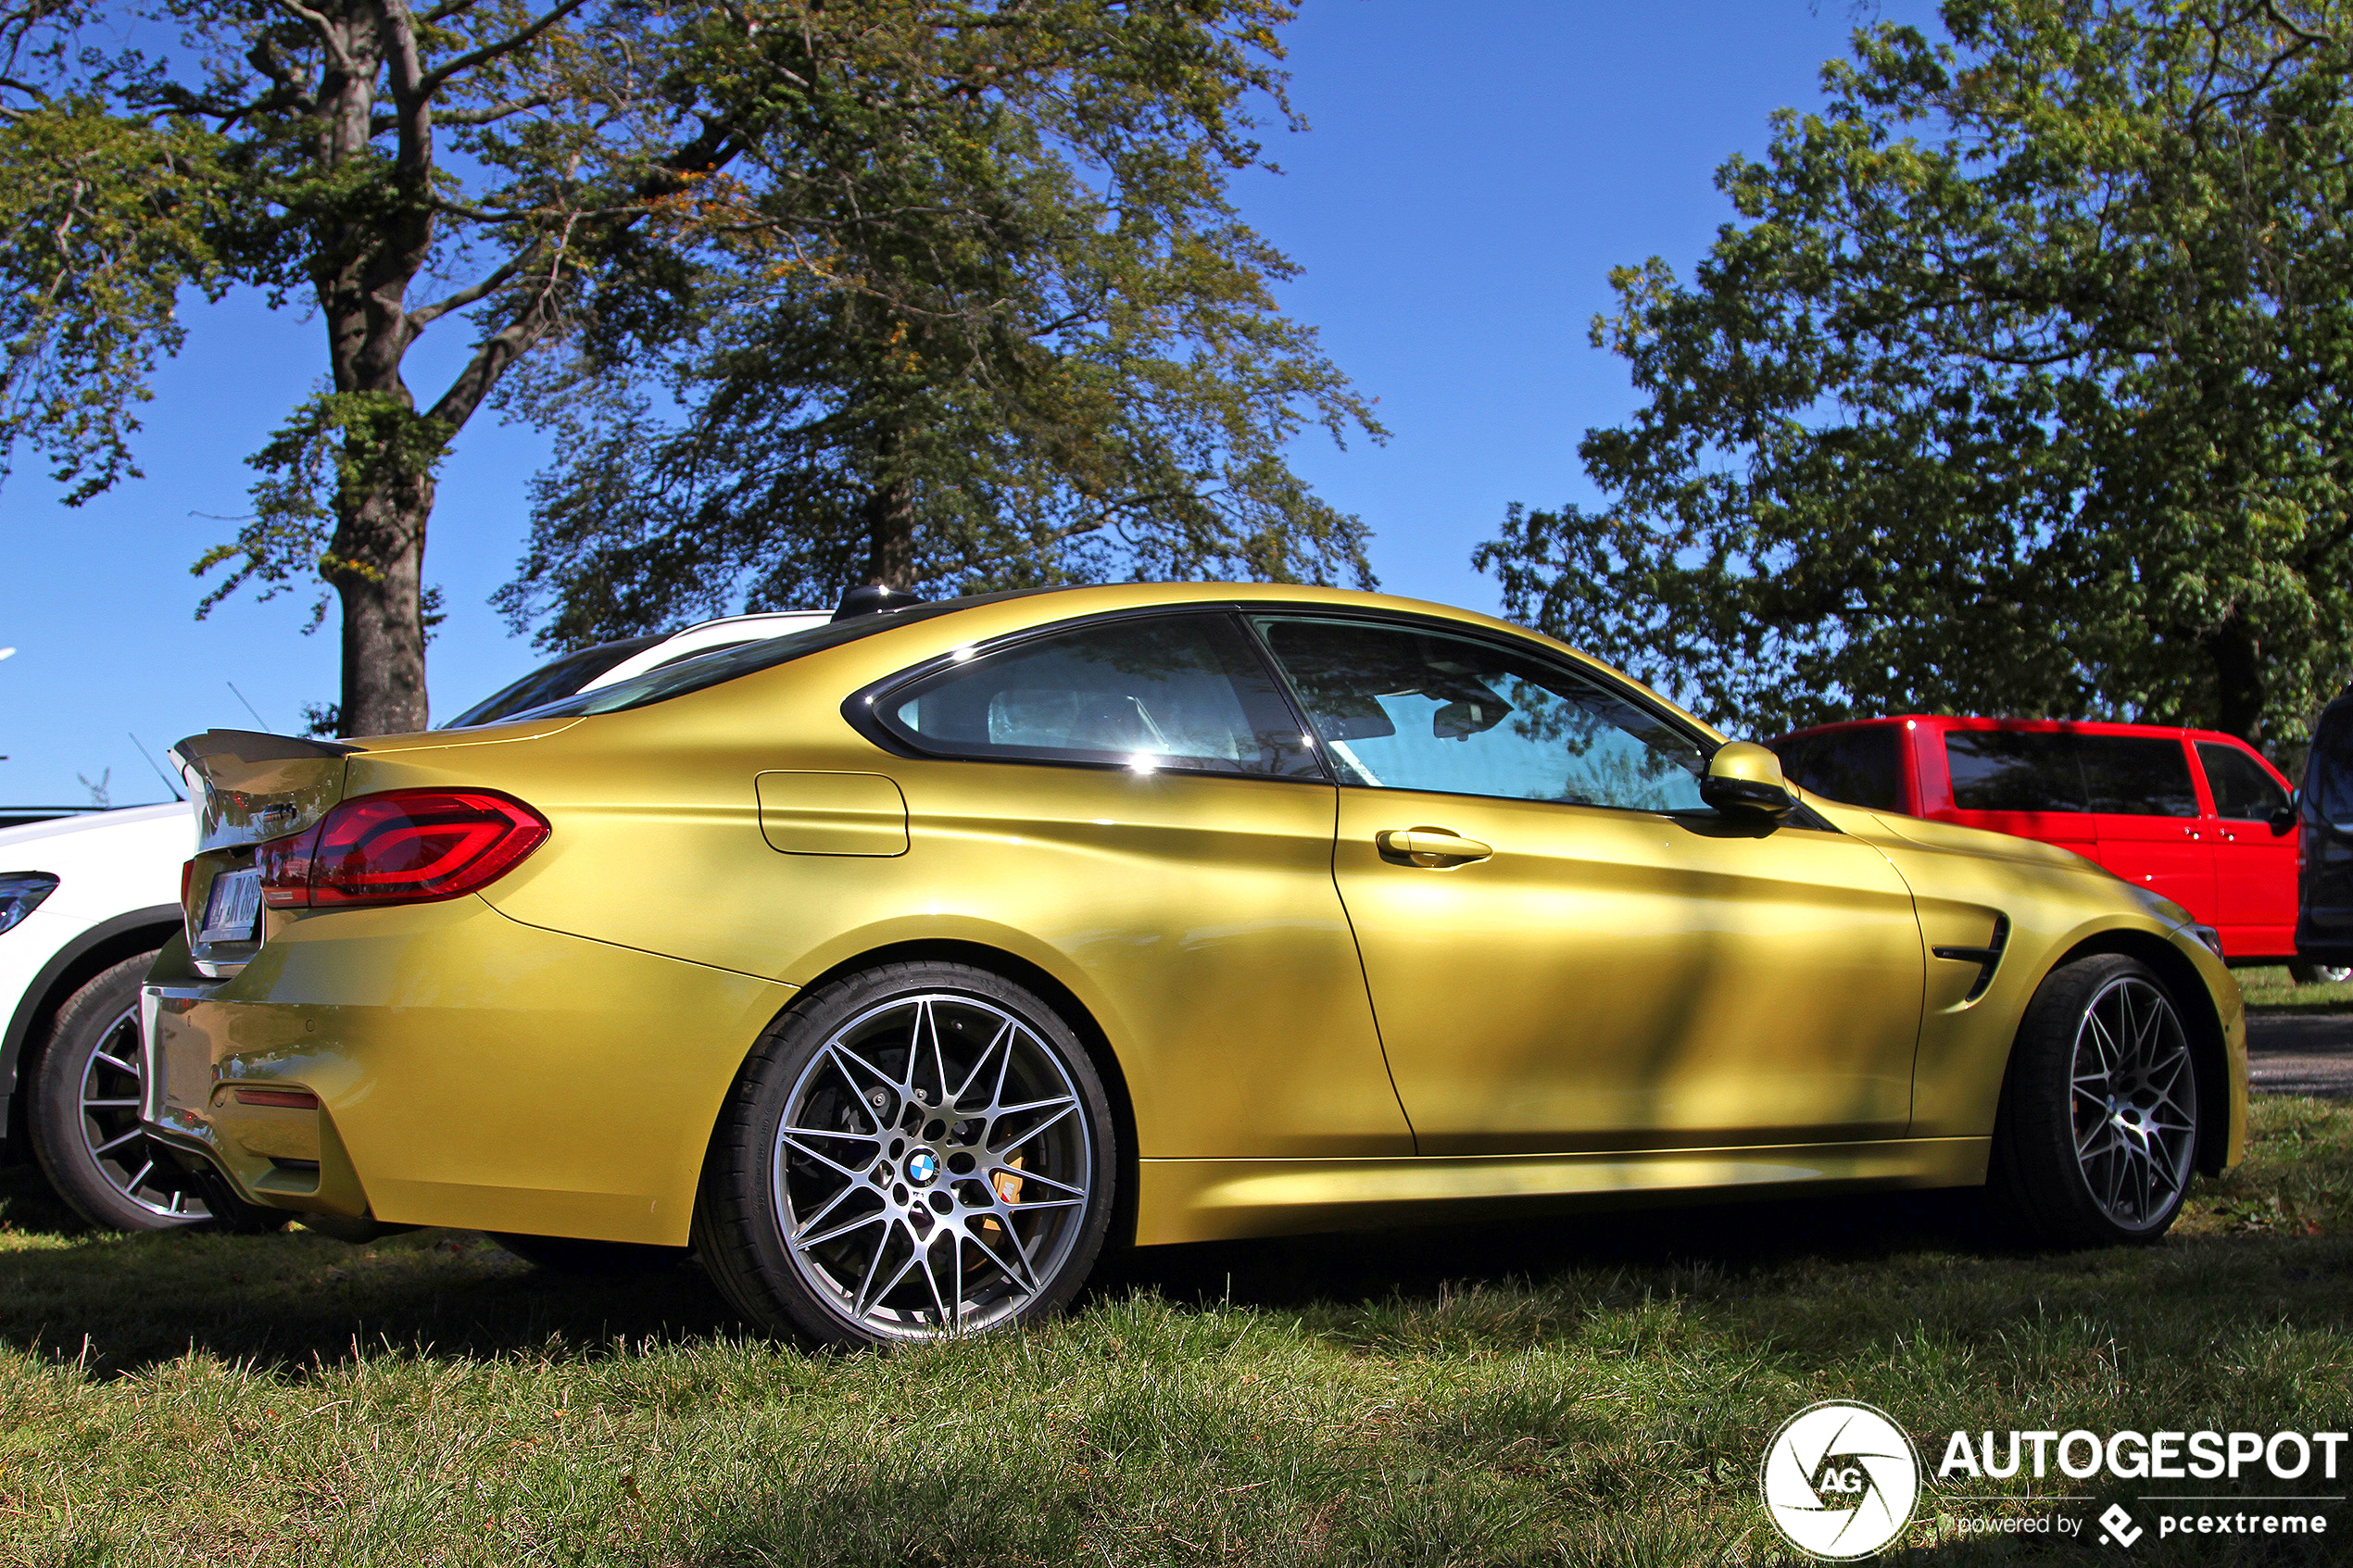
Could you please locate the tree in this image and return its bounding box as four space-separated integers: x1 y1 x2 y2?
0 0 1358 732
1477 0 2353 747
494 2 1376 649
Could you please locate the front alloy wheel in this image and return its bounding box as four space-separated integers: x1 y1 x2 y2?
696 962 1116 1346
1990 953 2204 1247
2066 972 2198 1230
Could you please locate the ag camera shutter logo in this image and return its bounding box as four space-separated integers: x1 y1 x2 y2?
1760 1400 1922 1560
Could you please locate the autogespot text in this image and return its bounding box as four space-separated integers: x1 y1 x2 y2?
1939 1428 2350 1482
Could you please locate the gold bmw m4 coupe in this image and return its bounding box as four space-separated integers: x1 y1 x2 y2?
143 583 2246 1346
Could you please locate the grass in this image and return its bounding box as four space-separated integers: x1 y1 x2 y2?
1 1100 2350 1565
2238 964 2353 1014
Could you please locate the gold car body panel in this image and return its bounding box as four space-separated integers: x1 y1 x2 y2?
145 897 794 1243
144 583 2247 1247
1135 1137 1994 1246
1842 807 2248 1162
1330 789 1925 1153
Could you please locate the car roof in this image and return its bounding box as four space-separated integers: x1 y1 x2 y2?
1775 714 2263 748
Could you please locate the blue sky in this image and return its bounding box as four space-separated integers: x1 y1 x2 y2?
0 0 1939 805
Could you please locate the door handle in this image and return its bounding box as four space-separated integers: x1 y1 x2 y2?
1376 827 1493 868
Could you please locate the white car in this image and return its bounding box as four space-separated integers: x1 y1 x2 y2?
1 610 826 1229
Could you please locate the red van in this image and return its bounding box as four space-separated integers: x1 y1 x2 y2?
1769 716 2300 964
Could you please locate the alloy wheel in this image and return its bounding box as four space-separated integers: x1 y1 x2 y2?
2068 975 2197 1229
74 1004 211 1222
770 992 1093 1339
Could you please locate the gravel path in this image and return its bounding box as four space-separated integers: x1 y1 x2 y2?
2247 1011 2353 1098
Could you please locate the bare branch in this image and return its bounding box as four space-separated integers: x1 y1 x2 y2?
409 242 539 325
415 0 591 97
258 0 353 72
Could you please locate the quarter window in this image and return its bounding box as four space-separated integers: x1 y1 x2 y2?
878 614 1320 778
2198 742 2287 822
1252 616 1710 811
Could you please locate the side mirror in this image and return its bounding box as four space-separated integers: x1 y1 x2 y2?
1703 741 1799 820
2271 789 2300 838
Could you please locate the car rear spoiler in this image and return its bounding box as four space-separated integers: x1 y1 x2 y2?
170 730 362 852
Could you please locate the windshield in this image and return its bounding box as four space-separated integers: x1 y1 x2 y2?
467 591 1065 726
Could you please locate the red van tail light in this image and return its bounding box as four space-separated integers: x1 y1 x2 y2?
257 790 548 909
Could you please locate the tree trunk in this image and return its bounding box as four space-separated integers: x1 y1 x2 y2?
865 470 916 587
2208 610 2266 744
328 467 434 735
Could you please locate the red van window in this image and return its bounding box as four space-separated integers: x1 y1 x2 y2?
2080 735 2198 817
1945 731 2087 812
2198 742 2287 821
1779 727 1903 810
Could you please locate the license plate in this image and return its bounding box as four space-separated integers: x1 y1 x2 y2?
198 868 261 946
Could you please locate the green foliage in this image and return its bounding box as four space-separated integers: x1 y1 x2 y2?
497 0 1378 649
194 391 457 627
1 0 1373 731
0 94 226 502
1478 0 2353 746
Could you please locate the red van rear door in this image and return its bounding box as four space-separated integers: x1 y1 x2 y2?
1939 728 2099 858
2080 733 2213 921
2196 739 2296 959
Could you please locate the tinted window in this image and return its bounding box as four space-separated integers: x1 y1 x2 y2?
2312 700 2353 822
1945 731 2087 812
1779 727 1903 811
2081 735 2198 817
486 594 1058 724
442 633 663 728
2198 742 2288 821
880 614 1319 778
1253 617 1710 811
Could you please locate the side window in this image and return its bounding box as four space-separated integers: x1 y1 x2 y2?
877 614 1320 778
1944 731 2087 812
2317 705 2353 823
2081 735 2199 817
1782 727 1902 811
2198 742 2287 821
1252 616 1710 812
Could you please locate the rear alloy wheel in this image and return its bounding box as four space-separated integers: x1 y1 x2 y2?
1989 954 2202 1247
2289 961 2353 986
27 954 222 1230
696 962 1116 1346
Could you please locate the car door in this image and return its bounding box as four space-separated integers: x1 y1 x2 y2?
2197 739 2297 958
1251 614 1927 1157
2079 734 2214 922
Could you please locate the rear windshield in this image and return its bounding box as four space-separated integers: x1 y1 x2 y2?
469 591 1063 725
1775 726 1903 811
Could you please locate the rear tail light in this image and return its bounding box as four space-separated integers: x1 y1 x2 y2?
258 789 549 909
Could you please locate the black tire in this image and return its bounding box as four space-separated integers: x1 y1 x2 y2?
694 960 1117 1348
488 1232 688 1274
27 954 215 1231
2289 961 2353 986
1988 954 2202 1248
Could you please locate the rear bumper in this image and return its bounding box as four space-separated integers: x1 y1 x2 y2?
139 897 796 1245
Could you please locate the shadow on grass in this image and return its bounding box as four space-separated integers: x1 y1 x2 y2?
6 1139 2349 1384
